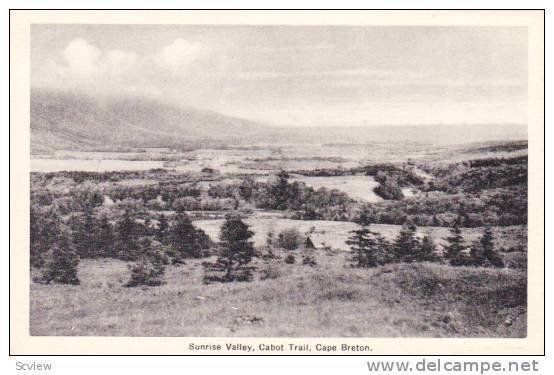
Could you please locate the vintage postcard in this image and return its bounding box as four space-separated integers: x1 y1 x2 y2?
9 10 544 355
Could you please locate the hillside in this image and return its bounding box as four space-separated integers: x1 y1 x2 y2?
30 89 268 154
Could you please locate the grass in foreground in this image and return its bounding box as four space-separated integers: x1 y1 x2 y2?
30 253 526 337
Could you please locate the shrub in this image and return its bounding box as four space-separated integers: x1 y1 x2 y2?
284 254 296 264
302 254 317 267
265 229 276 248
260 265 281 280
277 228 304 250
373 172 404 200
262 229 279 259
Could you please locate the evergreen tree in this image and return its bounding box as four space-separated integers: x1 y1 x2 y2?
272 170 290 210
346 226 379 267
458 203 470 227
125 238 167 287
204 213 255 282
96 215 116 258
417 233 440 262
377 235 395 265
263 229 277 259
392 222 420 263
30 207 61 268
346 216 390 267
170 210 205 262
444 220 467 266
239 175 255 201
469 239 486 266
195 227 212 254
480 224 495 260
72 208 97 258
40 230 80 285
156 214 170 245
472 225 504 268
115 210 140 260
30 207 42 267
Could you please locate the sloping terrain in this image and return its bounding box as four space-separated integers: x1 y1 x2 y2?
31 89 528 155
30 257 526 338
31 89 267 154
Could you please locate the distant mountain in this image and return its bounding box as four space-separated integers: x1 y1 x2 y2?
31 89 528 155
30 89 269 154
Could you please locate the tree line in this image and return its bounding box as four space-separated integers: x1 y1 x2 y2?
31 207 213 266
346 212 504 269
32 205 505 288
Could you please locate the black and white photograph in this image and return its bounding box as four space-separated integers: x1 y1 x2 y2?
8 10 545 356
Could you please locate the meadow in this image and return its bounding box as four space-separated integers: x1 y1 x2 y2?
290 175 383 203
30 256 526 337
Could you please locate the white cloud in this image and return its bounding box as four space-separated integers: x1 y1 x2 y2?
154 38 203 72
60 39 139 79
32 39 157 98
33 38 208 100
62 38 101 77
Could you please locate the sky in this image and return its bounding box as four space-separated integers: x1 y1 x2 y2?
31 24 528 127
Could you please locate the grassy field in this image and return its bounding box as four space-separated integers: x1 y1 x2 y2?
30 252 526 337
290 175 383 203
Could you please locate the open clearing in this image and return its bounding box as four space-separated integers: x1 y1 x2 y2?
290 175 383 203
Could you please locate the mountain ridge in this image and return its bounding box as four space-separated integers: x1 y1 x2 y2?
30 89 269 154
31 89 528 155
